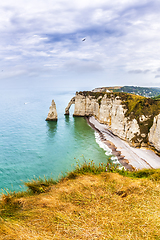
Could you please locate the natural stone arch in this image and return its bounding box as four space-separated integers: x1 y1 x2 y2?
65 97 75 115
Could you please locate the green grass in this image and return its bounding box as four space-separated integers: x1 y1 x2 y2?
66 159 160 182
0 161 160 239
118 168 160 180
24 176 57 194
152 94 160 100
0 161 160 221
1 160 160 200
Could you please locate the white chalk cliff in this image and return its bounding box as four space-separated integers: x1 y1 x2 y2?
46 100 58 121
148 114 160 152
65 92 160 151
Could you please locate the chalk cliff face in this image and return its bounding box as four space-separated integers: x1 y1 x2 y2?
71 93 140 146
65 92 160 150
46 100 58 121
73 94 99 116
148 114 160 151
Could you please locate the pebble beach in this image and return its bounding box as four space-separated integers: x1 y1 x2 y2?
88 116 160 170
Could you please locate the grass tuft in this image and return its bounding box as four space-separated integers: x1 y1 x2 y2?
0 160 160 239
24 176 57 194
65 159 120 179
117 168 160 181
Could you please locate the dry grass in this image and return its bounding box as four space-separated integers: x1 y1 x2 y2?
0 172 160 240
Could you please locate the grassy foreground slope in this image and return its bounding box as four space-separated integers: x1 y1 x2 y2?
0 163 160 240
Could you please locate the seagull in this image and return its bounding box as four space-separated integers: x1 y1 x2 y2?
82 38 86 41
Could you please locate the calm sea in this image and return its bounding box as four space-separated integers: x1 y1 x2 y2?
0 85 112 193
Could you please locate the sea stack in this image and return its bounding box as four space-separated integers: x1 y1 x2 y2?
46 100 58 121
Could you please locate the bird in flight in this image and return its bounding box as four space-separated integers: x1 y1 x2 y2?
82 38 86 41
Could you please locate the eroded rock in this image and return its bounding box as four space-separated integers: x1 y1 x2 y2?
46 100 58 121
148 114 160 151
65 91 160 150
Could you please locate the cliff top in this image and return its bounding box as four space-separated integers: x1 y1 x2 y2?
77 90 160 118
77 91 160 144
0 161 160 239
92 86 160 98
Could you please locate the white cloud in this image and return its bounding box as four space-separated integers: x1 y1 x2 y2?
0 0 160 87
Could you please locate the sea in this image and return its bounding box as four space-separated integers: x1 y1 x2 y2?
0 84 114 193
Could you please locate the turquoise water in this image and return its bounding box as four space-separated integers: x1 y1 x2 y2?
0 87 110 193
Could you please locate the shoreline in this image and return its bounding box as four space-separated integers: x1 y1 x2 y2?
85 117 134 170
86 116 160 170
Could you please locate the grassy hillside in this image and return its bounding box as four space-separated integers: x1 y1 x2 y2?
112 86 160 98
153 94 160 100
92 86 160 98
0 162 160 239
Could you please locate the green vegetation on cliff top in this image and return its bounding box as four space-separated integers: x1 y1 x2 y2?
78 91 160 146
112 86 160 97
153 94 160 100
78 90 160 120
92 86 160 98
0 161 160 239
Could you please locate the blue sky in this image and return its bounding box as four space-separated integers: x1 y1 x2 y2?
0 0 160 90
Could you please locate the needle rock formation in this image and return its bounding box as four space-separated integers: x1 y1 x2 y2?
46 100 58 121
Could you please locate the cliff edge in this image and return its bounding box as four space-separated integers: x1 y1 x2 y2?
65 91 160 152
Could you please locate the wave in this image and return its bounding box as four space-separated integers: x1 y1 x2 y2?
94 132 120 165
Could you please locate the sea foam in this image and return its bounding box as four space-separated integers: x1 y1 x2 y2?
94 132 120 165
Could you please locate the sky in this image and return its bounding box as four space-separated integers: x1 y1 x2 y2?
0 0 160 90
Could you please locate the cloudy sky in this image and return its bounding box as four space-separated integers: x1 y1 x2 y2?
0 0 160 90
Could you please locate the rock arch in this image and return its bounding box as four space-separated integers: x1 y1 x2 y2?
65 97 75 115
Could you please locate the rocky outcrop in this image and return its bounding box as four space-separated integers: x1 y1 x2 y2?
72 93 141 146
73 94 99 116
65 97 75 115
97 95 142 146
66 91 160 150
46 100 58 121
148 114 160 151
